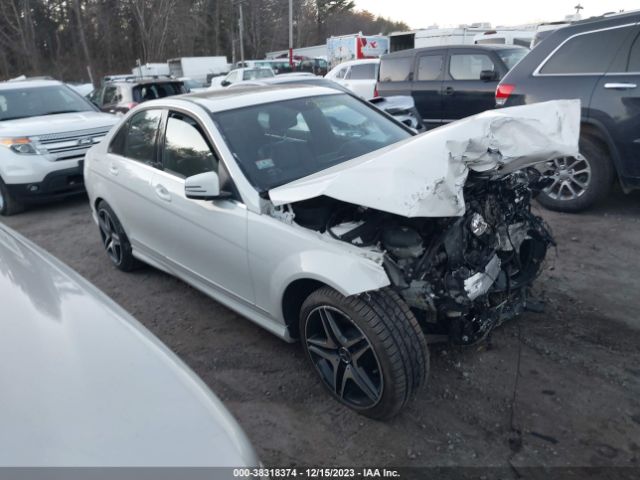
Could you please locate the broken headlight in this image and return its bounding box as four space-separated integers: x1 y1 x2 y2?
469 212 489 237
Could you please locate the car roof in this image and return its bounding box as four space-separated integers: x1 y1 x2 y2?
571 9 640 27
383 44 528 58
107 78 182 87
183 84 342 112
0 79 64 91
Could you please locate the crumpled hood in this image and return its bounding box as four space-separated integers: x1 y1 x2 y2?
0 111 118 138
269 100 580 217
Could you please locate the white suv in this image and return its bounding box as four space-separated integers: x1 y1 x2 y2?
84 85 576 418
0 79 118 215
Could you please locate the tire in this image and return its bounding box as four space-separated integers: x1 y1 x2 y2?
299 286 429 420
96 200 138 272
536 133 614 212
0 178 25 216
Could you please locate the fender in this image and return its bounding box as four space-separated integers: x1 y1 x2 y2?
580 117 631 189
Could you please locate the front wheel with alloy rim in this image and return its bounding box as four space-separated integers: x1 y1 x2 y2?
96 201 138 272
300 287 429 420
536 133 614 212
0 178 25 216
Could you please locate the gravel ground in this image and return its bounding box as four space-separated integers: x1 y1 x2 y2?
2 189 639 472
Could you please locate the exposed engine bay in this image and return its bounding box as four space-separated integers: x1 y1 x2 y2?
274 169 554 345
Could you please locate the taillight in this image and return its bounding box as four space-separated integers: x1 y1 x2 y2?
495 84 515 106
125 102 139 110
373 85 379 98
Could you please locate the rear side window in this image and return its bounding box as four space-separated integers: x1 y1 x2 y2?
379 57 412 82
163 112 217 178
629 33 640 71
540 26 634 74
348 63 377 80
449 54 495 80
334 67 348 79
133 83 185 102
114 109 162 165
416 55 443 81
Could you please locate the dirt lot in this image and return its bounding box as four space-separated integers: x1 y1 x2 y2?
2 190 640 472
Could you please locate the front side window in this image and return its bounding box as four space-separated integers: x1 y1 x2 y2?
122 109 162 165
242 69 275 81
379 57 412 82
540 26 634 74
449 54 496 80
348 63 377 80
496 48 528 70
629 33 640 71
0 85 95 121
416 55 444 81
162 112 217 178
214 93 411 191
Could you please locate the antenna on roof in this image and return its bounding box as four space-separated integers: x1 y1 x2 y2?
574 3 584 15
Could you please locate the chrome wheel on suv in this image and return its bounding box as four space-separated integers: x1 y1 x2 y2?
540 155 591 201
536 134 614 213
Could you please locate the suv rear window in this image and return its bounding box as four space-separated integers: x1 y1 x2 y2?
539 26 634 74
379 57 412 82
133 82 185 102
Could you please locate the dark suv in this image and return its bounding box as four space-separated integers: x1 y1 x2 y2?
377 44 528 130
497 11 640 212
88 78 186 114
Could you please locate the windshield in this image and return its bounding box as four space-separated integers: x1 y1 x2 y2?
242 69 275 81
214 93 412 191
0 85 95 121
497 48 529 70
133 82 186 102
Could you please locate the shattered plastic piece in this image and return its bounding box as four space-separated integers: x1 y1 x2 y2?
269 100 580 218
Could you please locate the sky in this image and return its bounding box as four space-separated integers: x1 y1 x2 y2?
353 0 640 29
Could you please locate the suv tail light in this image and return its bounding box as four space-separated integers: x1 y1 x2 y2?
373 85 379 98
125 102 139 110
495 84 515 106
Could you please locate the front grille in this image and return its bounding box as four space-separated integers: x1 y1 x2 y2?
31 127 111 161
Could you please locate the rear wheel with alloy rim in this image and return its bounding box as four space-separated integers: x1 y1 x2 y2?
300 287 429 419
96 201 138 271
536 134 614 212
0 178 25 216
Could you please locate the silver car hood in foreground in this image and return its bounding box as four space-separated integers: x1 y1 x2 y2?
269 100 580 217
0 224 258 467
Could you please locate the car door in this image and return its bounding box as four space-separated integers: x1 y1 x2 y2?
343 63 378 98
441 49 500 122
411 49 446 129
590 25 640 178
103 108 165 253
150 109 254 303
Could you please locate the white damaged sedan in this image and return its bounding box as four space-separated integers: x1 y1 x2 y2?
84 85 579 419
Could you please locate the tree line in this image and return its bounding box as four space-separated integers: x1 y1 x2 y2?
0 0 408 84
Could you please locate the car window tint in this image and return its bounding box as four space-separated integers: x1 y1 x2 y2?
102 86 119 105
379 57 412 82
124 109 162 165
335 67 348 79
449 54 495 80
416 55 443 81
609 28 640 73
540 26 633 74
163 112 217 178
496 48 528 70
348 63 377 80
108 122 127 155
133 83 184 102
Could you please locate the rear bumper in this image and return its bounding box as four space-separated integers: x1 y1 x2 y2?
5 164 85 203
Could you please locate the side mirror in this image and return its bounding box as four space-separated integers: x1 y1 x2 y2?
221 80 231 87
480 70 498 82
185 171 223 200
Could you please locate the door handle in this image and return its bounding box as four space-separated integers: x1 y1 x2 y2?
154 184 171 202
444 86 455 95
108 164 119 176
604 82 637 90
